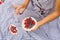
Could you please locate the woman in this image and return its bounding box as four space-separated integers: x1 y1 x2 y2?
15 0 60 40
0 0 60 40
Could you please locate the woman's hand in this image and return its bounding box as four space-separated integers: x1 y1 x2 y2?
30 22 41 32
30 11 60 32
14 0 30 15
14 4 27 15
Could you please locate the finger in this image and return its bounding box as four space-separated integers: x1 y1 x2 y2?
19 8 26 15
16 11 18 15
15 10 20 15
22 8 26 13
30 29 36 32
31 28 35 31
30 26 39 32
15 6 23 14
13 5 17 9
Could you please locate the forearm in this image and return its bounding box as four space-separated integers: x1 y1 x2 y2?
30 0 60 31
56 0 60 13
38 11 60 27
24 0 30 7
38 0 60 27
18 0 30 8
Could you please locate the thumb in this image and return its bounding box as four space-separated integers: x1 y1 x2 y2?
22 8 26 14
30 28 37 32
19 8 26 15
13 5 17 9
30 25 39 32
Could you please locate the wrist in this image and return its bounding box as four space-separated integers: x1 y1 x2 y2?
36 22 41 28
37 21 43 27
17 4 24 10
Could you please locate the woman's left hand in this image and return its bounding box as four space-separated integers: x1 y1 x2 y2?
30 22 40 32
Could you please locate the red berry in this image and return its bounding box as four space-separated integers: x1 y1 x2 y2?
24 17 36 29
0 1 3 5
31 20 35 25
11 29 17 33
29 17 32 21
10 26 17 33
25 24 30 29
24 20 28 24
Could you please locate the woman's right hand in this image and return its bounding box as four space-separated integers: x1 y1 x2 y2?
13 0 30 15
13 4 27 15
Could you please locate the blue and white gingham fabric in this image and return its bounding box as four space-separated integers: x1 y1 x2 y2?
0 0 60 40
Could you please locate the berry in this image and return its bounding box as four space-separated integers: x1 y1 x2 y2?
0 1 3 5
24 17 36 29
31 20 35 25
25 24 30 29
10 26 17 33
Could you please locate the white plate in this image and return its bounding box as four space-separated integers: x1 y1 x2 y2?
22 17 37 31
9 24 18 35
